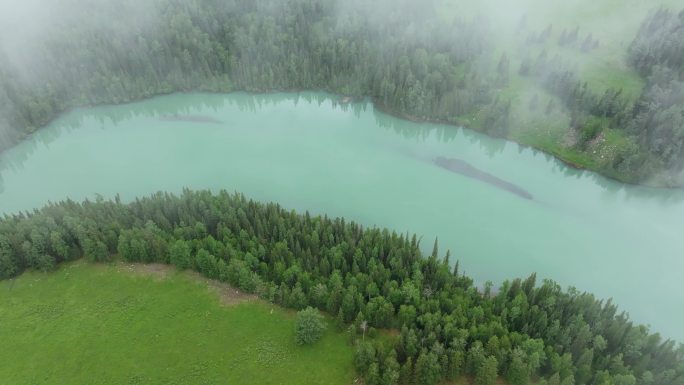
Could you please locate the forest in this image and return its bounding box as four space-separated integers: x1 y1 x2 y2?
0 189 682 385
0 0 683 186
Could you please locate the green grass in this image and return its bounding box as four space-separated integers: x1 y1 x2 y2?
0 261 355 385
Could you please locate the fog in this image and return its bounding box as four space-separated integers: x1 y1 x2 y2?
0 0 682 176
0 0 160 81
0 0 674 73
0 0 683 381
0 0 675 85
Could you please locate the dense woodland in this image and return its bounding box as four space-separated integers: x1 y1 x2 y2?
0 0 682 185
625 9 684 183
0 190 682 385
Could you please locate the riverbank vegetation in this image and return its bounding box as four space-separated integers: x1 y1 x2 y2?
1 189 682 385
0 0 683 186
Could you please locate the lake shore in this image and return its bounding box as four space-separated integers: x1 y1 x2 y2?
2 88 682 189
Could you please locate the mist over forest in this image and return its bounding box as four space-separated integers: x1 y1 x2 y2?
0 0 683 186
1 1 684 385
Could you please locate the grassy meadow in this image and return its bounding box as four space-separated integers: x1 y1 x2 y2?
436 0 682 179
0 261 355 385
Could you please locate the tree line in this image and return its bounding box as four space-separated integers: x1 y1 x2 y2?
1 189 682 385
0 0 501 150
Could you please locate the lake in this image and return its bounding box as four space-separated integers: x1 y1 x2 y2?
1 92 682 341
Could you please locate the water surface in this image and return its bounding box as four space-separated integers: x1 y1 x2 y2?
1 92 682 340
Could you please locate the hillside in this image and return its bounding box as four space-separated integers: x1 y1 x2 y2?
437 0 684 185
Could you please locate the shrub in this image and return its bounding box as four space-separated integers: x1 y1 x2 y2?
294 307 326 345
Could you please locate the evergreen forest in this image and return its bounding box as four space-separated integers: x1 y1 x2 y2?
0 190 682 385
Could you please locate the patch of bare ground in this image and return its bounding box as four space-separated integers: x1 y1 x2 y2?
588 132 605 148
185 271 260 306
562 128 579 148
116 262 259 306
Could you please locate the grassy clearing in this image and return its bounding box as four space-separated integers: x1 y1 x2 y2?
0 261 354 385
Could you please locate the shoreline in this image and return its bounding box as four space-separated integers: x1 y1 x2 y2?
3 87 682 190
370 100 682 190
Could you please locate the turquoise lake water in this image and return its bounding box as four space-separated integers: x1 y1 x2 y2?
1 92 682 340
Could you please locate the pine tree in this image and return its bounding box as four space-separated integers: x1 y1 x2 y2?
335 308 345 331
382 350 401 385
399 357 414 385
475 356 498 385
508 351 530 385
414 351 441 385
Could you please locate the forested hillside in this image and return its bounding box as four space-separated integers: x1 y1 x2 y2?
0 0 683 186
0 189 682 385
